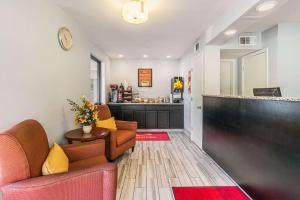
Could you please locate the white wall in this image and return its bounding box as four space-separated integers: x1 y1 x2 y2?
0 0 110 144
277 23 300 97
203 46 221 95
110 59 180 98
262 23 300 97
179 45 221 141
262 25 278 87
179 48 193 133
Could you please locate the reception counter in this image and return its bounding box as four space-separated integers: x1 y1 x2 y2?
108 103 184 129
203 95 300 200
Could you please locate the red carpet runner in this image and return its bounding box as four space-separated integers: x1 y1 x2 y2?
172 186 249 200
136 132 170 141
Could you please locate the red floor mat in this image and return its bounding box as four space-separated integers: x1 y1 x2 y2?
172 186 249 200
136 132 170 141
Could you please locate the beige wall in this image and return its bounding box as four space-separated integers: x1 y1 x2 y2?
0 0 110 144
110 59 180 98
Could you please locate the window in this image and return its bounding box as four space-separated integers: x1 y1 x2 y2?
90 55 101 103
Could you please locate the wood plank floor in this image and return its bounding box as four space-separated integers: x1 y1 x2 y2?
116 131 236 200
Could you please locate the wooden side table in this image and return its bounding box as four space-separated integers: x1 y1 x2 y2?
64 127 110 158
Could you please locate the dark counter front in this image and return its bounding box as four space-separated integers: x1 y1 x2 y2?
203 96 300 200
108 104 184 129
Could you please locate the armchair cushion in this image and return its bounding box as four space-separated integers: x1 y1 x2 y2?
42 143 69 176
62 140 105 163
1 164 117 200
115 120 137 131
97 105 112 120
116 130 136 146
96 117 117 130
0 134 30 187
69 156 107 172
5 120 49 178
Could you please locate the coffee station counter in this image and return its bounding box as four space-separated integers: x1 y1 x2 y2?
108 102 184 129
108 102 184 105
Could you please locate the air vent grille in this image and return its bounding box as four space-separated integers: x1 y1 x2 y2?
239 36 257 47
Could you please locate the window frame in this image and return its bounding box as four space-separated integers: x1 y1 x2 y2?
90 55 102 103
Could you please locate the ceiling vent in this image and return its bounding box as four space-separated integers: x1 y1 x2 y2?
239 35 257 47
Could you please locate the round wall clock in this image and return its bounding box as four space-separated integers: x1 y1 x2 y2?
58 27 73 51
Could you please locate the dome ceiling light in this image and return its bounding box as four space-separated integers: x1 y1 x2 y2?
224 29 237 36
122 0 149 24
256 1 278 12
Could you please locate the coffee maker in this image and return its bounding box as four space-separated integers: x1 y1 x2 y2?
171 77 184 103
110 84 118 103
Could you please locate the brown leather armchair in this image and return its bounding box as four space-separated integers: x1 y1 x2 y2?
98 105 137 160
0 120 117 200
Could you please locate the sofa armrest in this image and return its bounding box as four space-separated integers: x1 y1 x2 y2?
1 163 117 200
62 140 105 163
115 120 137 131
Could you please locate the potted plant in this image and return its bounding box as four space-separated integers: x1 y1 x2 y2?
67 96 98 134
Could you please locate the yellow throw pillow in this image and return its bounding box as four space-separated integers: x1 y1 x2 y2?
96 117 117 130
42 143 69 176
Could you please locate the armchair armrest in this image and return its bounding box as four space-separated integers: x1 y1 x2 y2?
62 140 105 163
115 120 137 131
1 163 117 200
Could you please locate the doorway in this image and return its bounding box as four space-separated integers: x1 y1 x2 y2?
220 59 237 95
90 55 102 103
242 49 268 96
191 50 204 148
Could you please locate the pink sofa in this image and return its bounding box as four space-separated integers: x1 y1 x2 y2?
0 120 117 200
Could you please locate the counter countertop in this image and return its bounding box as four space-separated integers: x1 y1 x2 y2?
203 95 300 102
108 102 184 105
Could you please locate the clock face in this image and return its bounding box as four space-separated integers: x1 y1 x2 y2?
58 27 73 51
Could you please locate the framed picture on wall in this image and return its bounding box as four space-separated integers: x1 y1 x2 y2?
138 68 152 87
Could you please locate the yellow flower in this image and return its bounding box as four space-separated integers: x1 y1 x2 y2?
93 111 98 120
174 80 183 89
93 112 98 119
84 100 96 111
89 103 95 111
87 103 95 111
74 116 80 125
79 116 87 123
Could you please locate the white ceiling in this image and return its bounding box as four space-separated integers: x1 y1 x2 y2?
54 0 236 59
208 0 300 45
245 0 300 32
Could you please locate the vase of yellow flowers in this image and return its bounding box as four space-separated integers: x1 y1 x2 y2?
67 96 98 134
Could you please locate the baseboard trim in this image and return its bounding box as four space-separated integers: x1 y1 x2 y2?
183 129 191 138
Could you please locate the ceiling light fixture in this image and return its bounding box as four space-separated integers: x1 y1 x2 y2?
118 54 124 58
256 1 278 12
166 55 171 59
143 54 148 58
224 29 237 36
122 0 149 24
